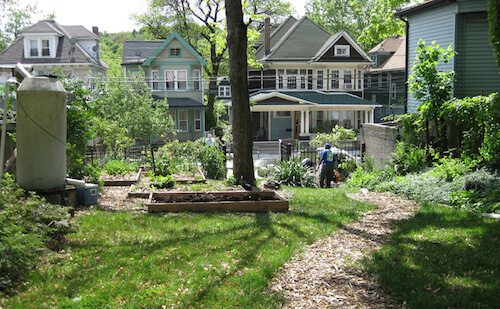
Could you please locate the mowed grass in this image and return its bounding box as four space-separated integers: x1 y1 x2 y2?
363 202 500 309
2 187 372 308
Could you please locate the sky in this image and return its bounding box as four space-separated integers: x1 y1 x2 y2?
20 0 307 34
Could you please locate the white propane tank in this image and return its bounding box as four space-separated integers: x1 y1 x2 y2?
16 76 67 191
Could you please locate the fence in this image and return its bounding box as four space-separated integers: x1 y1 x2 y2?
279 139 364 165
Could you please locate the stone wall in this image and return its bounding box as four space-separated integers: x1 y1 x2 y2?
360 123 399 169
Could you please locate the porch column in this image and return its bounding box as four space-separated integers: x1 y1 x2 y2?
268 111 272 140
305 110 310 133
300 111 305 133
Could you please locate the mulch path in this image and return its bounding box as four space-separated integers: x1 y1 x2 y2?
269 192 420 308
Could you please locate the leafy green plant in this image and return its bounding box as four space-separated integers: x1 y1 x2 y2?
0 174 74 291
431 156 470 182
149 174 175 189
197 144 227 180
392 141 435 176
310 125 356 148
271 157 317 187
103 159 138 176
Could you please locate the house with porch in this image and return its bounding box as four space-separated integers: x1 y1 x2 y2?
396 0 499 113
228 17 380 141
121 31 208 141
0 19 109 82
364 35 406 122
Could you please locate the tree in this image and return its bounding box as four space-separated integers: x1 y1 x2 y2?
408 39 455 153
226 0 255 185
305 0 414 50
0 0 37 52
134 0 293 129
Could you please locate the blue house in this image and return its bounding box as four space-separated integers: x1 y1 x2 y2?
121 31 208 141
396 0 499 113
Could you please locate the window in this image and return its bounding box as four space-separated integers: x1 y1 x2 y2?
218 86 231 97
317 111 324 127
275 111 291 117
357 71 363 90
300 69 307 89
151 70 160 91
367 74 372 87
165 70 187 90
391 83 397 100
286 69 298 89
330 70 339 89
178 110 188 132
41 39 50 56
317 70 324 90
29 39 38 57
278 69 284 89
344 69 353 89
371 94 377 102
192 69 201 90
169 48 181 56
194 110 202 131
378 74 383 87
26 37 54 58
334 45 350 57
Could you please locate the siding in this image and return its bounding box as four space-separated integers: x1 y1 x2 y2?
407 2 458 113
458 0 488 13
455 12 499 98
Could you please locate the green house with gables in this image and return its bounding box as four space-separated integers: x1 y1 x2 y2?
121 31 208 141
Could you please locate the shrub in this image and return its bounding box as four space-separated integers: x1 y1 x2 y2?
431 156 471 182
392 141 435 175
0 174 74 291
197 144 227 180
271 157 317 188
345 167 396 189
450 168 500 213
103 159 138 175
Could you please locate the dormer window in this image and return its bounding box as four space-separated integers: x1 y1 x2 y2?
334 45 350 57
24 36 57 58
169 48 181 57
218 85 231 97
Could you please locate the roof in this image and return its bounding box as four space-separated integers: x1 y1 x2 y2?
395 0 456 17
123 31 207 67
254 17 371 63
250 90 381 106
369 36 404 54
369 36 406 72
153 96 207 109
0 20 107 68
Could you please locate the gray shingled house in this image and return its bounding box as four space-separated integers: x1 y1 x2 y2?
230 17 381 141
0 19 109 82
121 31 208 141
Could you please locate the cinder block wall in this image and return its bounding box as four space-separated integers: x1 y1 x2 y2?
360 123 399 169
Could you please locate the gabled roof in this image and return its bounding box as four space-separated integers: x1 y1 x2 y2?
140 31 207 66
122 41 164 65
254 17 371 64
0 20 107 68
369 35 406 72
250 90 381 107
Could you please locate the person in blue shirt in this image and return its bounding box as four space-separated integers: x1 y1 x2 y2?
316 143 336 188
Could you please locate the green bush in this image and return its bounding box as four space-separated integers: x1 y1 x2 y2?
149 174 175 189
392 141 435 175
345 167 396 189
196 144 227 180
271 157 317 188
0 174 74 291
450 168 500 213
154 154 174 176
431 156 471 182
103 159 139 175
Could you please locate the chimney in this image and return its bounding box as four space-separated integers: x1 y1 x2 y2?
264 18 271 56
92 26 99 35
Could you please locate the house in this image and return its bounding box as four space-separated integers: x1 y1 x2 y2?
0 19 109 82
233 17 380 141
396 0 499 113
121 31 208 141
364 35 406 122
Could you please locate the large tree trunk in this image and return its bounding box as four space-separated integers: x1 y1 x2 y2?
225 0 255 185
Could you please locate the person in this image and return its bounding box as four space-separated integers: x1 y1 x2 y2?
205 133 215 146
316 143 336 188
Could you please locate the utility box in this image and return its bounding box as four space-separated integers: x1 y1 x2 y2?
76 183 99 205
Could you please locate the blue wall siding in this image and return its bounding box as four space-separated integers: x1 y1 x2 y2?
407 2 458 113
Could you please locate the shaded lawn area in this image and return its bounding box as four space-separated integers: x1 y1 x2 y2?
363 202 500 309
2 188 373 308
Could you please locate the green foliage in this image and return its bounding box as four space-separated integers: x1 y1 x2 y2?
0 0 37 52
488 0 500 66
196 144 227 180
431 157 470 182
157 140 203 176
450 168 500 214
271 157 317 187
310 125 356 147
480 93 500 171
409 39 455 152
392 141 435 175
149 173 175 189
0 174 74 291
336 153 358 180
345 167 396 189
103 160 139 176
310 120 338 133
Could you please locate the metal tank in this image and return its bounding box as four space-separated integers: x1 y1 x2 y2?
16 76 67 191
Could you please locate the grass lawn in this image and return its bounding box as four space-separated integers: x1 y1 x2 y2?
363 202 500 308
1 187 372 308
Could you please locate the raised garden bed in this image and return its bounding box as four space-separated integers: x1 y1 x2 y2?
102 169 142 186
147 191 288 213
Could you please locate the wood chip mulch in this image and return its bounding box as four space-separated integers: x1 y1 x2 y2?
269 192 420 308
